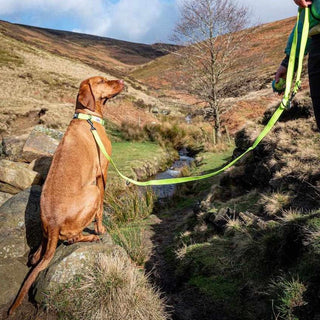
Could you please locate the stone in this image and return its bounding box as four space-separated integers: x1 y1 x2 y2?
0 191 13 206
0 186 42 258
32 234 117 304
1 134 29 161
28 156 53 180
22 126 63 162
0 182 21 195
0 159 42 193
0 258 29 306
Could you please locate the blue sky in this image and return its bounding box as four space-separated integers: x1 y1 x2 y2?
0 0 298 44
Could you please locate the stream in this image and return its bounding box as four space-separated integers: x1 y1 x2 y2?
151 148 194 199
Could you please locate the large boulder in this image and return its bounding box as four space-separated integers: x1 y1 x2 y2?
32 234 117 304
0 160 42 194
0 186 42 259
0 258 29 306
0 186 42 308
22 126 63 162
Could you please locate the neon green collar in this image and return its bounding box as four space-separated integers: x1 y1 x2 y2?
73 113 105 126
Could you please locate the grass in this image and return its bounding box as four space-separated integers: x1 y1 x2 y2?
110 224 151 266
0 47 24 67
104 187 155 227
107 141 175 183
189 275 241 302
269 276 307 320
46 251 168 320
191 146 234 175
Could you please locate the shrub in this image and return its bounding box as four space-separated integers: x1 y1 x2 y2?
47 252 169 320
120 119 213 151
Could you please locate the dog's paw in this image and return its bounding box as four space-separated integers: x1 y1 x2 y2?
90 235 100 242
95 224 106 235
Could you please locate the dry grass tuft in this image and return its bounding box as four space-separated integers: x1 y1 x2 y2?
48 251 169 320
280 209 304 223
260 192 292 217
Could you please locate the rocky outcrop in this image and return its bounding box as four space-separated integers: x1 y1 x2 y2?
0 259 29 306
0 160 42 194
0 185 117 310
33 234 119 304
22 126 63 162
0 186 42 307
0 186 42 260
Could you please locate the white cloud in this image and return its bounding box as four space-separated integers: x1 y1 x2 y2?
0 0 177 43
0 0 302 43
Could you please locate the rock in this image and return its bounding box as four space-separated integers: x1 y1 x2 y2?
0 182 21 194
32 234 118 304
22 126 63 162
0 186 42 259
0 258 29 306
28 156 53 180
0 192 13 206
0 159 42 193
1 134 29 161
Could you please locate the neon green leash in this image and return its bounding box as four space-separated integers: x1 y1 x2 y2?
77 8 309 186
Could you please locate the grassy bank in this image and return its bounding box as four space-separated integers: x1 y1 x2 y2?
107 141 177 187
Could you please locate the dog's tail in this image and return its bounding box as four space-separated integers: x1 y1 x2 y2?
8 228 59 315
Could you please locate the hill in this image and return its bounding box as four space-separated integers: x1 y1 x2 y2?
0 20 173 137
0 17 304 137
130 17 306 133
0 20 176 76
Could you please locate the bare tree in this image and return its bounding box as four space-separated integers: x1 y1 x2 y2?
171 0 250 144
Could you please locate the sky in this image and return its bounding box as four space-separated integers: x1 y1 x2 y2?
0 0 298 44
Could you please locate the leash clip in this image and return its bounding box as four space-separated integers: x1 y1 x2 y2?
286 100 292 110
87 118 96 131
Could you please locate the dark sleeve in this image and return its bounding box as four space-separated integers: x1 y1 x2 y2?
281 55 290 69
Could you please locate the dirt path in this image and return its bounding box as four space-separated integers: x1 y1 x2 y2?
145 199 223 320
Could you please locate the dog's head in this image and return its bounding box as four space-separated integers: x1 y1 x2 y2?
77 76 124 112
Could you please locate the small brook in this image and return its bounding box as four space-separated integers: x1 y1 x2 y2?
151 148 194 199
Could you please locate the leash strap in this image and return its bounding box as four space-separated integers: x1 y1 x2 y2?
88 9 309 186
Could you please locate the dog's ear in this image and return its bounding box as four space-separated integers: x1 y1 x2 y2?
77 80 95 111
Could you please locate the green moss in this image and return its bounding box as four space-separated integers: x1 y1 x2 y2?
189 275 241 301
305 217 320 231
214 190 261 214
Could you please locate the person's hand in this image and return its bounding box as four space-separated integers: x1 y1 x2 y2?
294 0 312 8
275 65 287 83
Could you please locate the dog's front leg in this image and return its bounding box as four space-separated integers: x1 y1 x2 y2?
94 175 106 235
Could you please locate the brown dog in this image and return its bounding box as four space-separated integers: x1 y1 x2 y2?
8 76 124 315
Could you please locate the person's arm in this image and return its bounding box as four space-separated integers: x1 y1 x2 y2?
294 0 312 8
275 6 312 83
